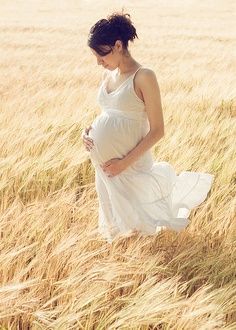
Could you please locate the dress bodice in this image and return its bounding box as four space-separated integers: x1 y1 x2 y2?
96 67 146 114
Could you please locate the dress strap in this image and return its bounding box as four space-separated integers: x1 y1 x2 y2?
131 66 143 82
132 66 143 76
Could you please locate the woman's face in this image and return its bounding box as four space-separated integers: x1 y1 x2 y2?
90 41 122 70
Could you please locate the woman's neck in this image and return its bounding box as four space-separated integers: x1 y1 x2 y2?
116 58 141 76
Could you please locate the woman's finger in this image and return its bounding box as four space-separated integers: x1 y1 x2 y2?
85 125 92 134
83 138 94 149
84 135 94 145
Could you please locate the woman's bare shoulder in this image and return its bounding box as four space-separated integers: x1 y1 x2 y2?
137 67 159 85
139 67 157 77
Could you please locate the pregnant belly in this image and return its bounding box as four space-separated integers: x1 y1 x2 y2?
88 113 142 166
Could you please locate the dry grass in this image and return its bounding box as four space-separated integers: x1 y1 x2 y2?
0 0 235 329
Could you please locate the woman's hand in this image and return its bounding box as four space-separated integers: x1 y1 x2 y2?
100 158 127 177
81 125 94 151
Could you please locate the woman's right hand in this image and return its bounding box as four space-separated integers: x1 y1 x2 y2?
81 125 94 151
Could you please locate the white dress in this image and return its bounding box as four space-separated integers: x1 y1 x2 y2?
88 67 214 243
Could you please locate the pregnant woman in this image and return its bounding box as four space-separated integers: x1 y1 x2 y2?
82 11 214 244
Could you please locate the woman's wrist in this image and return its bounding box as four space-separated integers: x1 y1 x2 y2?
120 157 131 170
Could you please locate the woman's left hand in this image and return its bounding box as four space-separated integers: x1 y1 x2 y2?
100 158 127 177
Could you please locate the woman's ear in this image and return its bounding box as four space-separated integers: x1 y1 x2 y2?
117 40 123 52
114 40 122 52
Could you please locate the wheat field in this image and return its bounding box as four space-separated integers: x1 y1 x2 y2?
0 0 235 329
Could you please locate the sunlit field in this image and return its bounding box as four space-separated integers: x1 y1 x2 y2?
0 0 235 329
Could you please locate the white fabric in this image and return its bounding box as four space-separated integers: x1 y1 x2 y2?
88 67 214 243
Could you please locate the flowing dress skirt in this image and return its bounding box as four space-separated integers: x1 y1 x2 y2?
88 109 214 243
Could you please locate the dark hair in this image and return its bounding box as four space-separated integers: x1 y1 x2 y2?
87 10 138 56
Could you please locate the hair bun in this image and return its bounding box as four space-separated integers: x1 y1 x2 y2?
108 12 130 25
107 11 138 43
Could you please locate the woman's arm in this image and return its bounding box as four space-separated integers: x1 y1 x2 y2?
121 68 164 169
